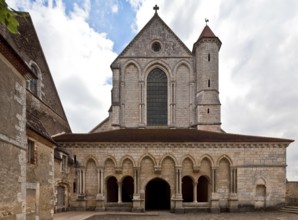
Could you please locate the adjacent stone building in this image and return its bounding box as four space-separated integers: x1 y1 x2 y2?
0 14 71 219
54 9 293 213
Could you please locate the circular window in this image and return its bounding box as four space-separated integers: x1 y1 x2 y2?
151 41 161 52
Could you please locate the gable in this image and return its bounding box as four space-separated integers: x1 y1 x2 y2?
114 14 192 62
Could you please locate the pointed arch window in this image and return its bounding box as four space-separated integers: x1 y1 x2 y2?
147 68 167 126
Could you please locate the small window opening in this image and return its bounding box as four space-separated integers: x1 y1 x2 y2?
27 139 36 164
151 41 161 52
208 80 211 88
73 182 76 193
207 108 210 114
61 155 67 172
74 155 77 165
208 53 210 62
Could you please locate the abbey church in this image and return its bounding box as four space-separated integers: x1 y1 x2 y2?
0 6 294 219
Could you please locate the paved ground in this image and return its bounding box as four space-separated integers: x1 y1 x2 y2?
54 211 298 220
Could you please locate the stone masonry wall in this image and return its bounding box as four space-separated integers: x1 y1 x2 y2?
26 133 55 219
0 55 27 219
286 181 298 205
60 142 288 210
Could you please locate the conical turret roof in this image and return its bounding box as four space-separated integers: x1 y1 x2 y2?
193 25 221 52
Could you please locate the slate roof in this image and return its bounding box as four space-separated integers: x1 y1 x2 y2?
0 35 35 80
53 128 293 143
26 111 56 145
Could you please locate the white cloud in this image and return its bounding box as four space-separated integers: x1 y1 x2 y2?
111 4 118 13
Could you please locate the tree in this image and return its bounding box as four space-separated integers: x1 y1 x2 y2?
0 0 23 33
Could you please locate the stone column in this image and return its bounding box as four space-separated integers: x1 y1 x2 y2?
174 167 183 213
212 168 216 192
95 168 105 211
78 169 82 194
193 180 198 203
83 169 86 194
228 168 238 212
97 169 100 194
118 181 122 203
211 168 220 213
132 167 142 212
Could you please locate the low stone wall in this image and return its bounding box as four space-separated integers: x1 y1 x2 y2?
286 181 298 205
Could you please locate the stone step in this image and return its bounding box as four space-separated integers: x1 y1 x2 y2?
280 206 298 214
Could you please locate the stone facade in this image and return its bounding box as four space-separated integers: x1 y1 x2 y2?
0 34 31 220
55 12 293 213
54 138 289 213
0 15 71 220
54 148 75 213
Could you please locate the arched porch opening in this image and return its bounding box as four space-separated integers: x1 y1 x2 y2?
122 176 134 202
145 178 170 210
106 176 118 202
197 176 209 202
182 176 193 202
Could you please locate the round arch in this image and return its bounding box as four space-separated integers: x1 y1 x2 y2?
145 177 171 210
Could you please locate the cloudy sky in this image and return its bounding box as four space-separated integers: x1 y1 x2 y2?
7 0 298 180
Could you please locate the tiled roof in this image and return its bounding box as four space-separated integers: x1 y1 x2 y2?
53 128 293 143
193 25 222 52
26 111 56 144
198 25 217 40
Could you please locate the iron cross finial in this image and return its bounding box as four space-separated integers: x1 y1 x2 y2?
153 5 159 14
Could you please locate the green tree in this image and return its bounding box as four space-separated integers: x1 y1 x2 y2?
0 0 22 33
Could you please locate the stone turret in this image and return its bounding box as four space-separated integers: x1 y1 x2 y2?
193 25 222 132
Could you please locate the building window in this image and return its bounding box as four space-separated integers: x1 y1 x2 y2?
27 139 36 164
27 63 41 98
61 155 67 172
208 53 210 62
151 41 161 52
147 68 167 126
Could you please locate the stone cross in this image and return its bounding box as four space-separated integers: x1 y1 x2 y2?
153 5 159 14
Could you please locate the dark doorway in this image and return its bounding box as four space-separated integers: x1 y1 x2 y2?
145 178 170 210
197 176 209 202
57 186 65 209
107 176 118 202
182 176 193 202
122 176 134 202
